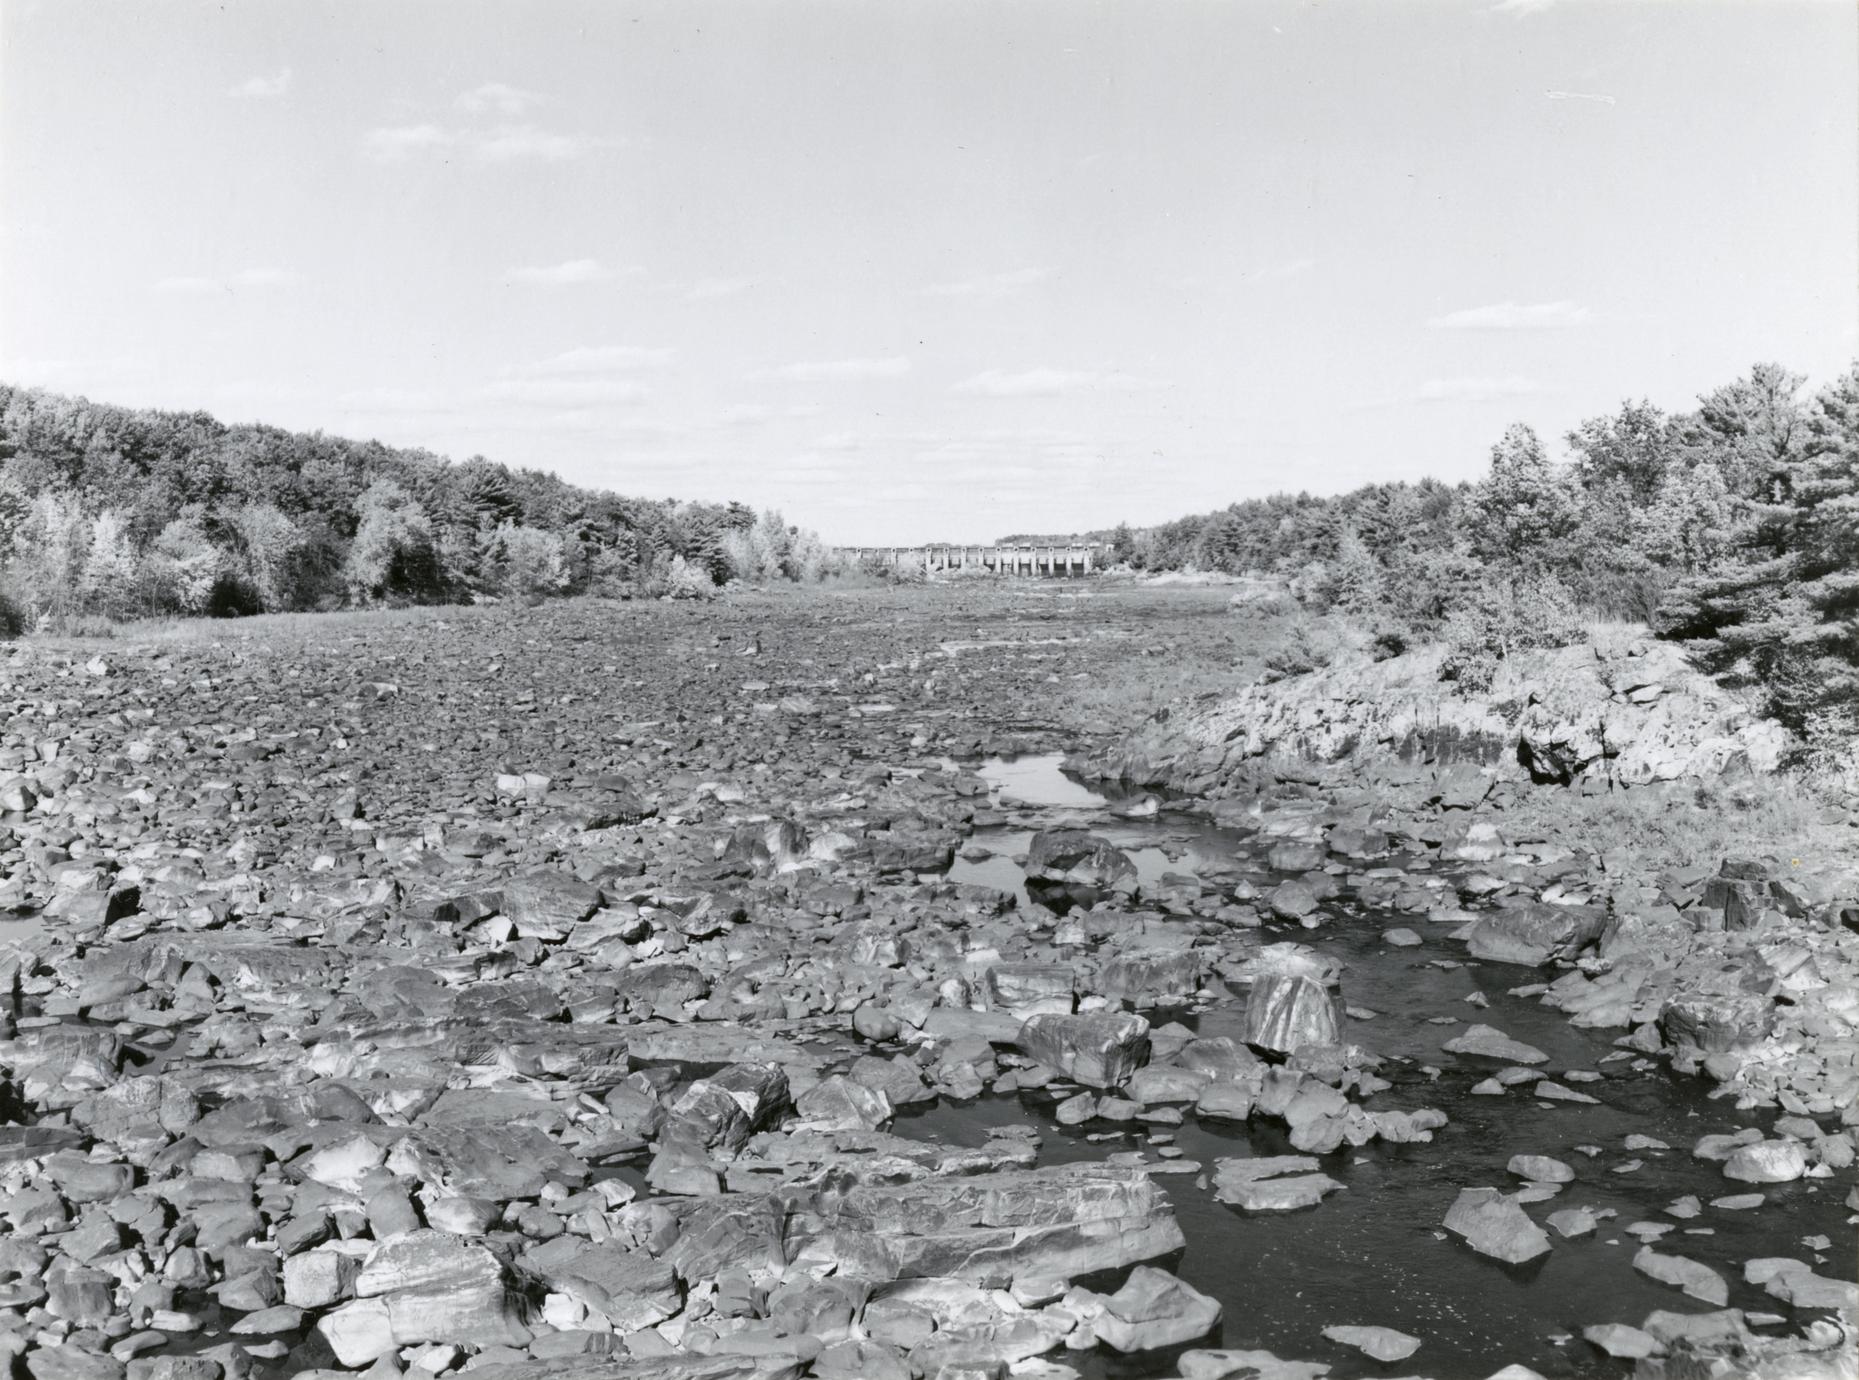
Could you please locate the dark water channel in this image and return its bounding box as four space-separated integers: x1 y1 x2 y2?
924 755 1854 1380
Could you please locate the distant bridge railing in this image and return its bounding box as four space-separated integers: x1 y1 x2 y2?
837 544 1103 576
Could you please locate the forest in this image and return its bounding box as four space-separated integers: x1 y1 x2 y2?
0 382 828 626
1 362 1853 760
1076 362 1857 760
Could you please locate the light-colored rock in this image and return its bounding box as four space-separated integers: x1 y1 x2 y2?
1442 1188 1551 1264
1443 1024 1548 1065
1212 1157 1344 1212
1015 1012 1151 1090
1232 945 1343 1055
1582 1323 1661 1358
1321 1325 1420 1362
1721 1140 1807 1184
1631 1246 1728 1305
1088 1266 1221 1352
1507 1155 1574 1184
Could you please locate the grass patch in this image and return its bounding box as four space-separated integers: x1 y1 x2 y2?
1502 774 1851 882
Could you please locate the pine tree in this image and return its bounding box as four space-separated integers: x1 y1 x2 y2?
1659 365 1855 732
1461 424 1581 567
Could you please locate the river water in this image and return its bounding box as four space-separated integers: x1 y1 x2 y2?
925 754 1853 1380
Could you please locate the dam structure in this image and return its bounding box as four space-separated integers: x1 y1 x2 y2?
839 543 1104 576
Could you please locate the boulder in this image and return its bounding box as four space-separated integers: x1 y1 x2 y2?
794 1076 892 1131
351 1230 534 1348
1631 1246 1727 1305
1088 1266 1221 1352
1022 830 1138 910
1321 1325 1420 1362
982 963 1074 1019
1442 1024 1548 1065
1441 1188 1551 1264
1232 945 1343 1056
1465 901 1605 966
1015 1012 1151 1090
1721 1140 1807 1184
784 1162 1184 1287
1212 1157 1343 1212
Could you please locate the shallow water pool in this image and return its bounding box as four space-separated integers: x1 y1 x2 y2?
923 760 1855 1378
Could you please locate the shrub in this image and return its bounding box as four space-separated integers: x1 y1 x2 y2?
146 517 227 614
1438 572 1585 692
223 502 303 612
1370 620 1412 661
662 554 714 600
345 479 448 604
6 492 91 627
78 510 142 620
1263 619 1339 679
479 522 571 600
1800 704 1859 801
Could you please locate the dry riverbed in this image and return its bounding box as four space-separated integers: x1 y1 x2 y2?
0 585 1853 1380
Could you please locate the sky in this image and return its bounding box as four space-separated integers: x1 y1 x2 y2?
2 0 1855 545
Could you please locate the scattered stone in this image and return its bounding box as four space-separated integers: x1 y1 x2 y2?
1582 1323 1661 1358
1442 1188 1552 1264
1212 1157 1344 1212
1722 1140 1808 1184
1631 1246 1728 1305
1443 1024 1548 1065
1321 1325 1421 1362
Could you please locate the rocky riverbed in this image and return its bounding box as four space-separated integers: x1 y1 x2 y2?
0 586 1853 1380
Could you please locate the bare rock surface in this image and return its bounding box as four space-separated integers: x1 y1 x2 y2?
1442 1189 1553 1264
0 591 1852 1380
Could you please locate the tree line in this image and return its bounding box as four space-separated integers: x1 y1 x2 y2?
0 383 836 627
1101 362 1857 758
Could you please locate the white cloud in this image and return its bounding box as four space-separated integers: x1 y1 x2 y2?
362 119 597 163
952 367 1165 398
474 124 595 162
766 357 911 382
458 82 546 116
1426 299 1592 330
922 267 1051 299
518 346 676 374
334 386 457 414
1247 256 1317 284
504 259 625 286
362 124 453 161
1490 0 1556 15
1415 376 1545 403
483 377 649 408
717 404 772 426
229 68 291 99
153 268 296 295
684 276 756 301
1546 90 1616 105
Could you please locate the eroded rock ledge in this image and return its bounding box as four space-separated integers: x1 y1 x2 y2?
1104 632 1789 792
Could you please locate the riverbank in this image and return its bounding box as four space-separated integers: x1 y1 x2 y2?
0 586 1851 1380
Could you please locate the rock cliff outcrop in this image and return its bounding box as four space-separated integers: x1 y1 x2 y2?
1102 631 1790 792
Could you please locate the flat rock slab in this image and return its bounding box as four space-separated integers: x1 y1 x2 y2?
1508 1154 1574 1184
1015 1011 1152 1090
1722 1140 1807 1183
1443 1024 1548 1064
1179 1353 1332 1380
1213 1157 1345 1212
1632 1246 1728 1305
777 1161 1187 1286
1322 1324 1421 1362
1090 1265 1223 1352
463 1357 809 1380
1442 1187 1552 1264
1583 1323 1662 1358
